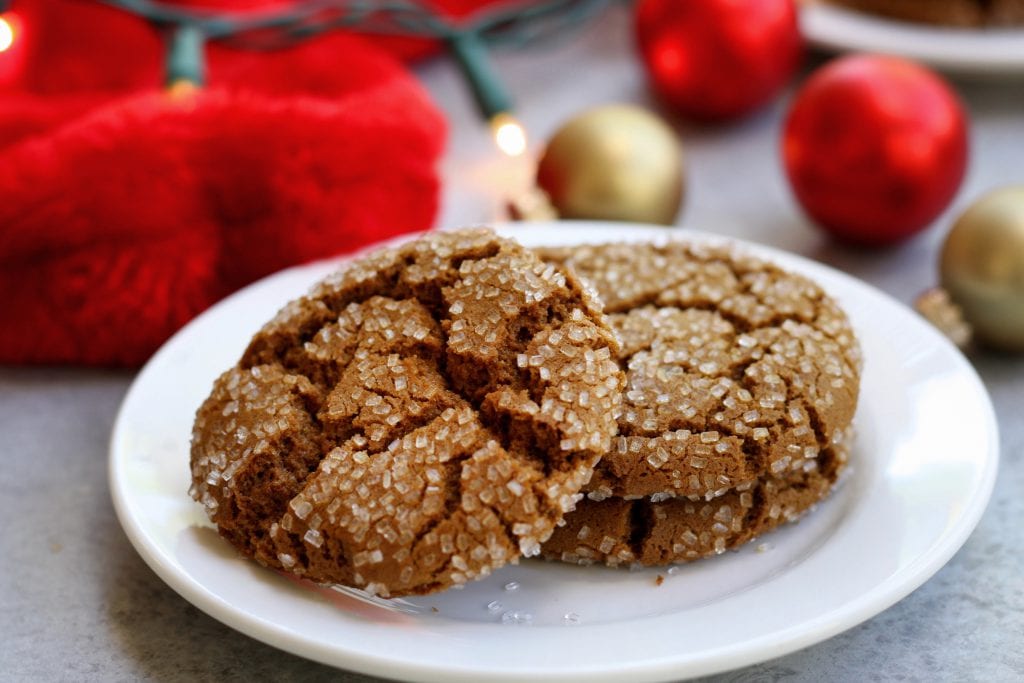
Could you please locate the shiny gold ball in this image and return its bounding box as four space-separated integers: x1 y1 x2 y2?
536 104 684 225
940 186 1024 352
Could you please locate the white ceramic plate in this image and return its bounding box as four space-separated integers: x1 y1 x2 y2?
801 2 1024 76
110 223 998 682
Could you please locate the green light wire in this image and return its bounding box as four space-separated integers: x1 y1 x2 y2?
94 0 622 119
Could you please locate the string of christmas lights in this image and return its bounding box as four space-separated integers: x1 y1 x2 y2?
0 7 16 53
0 0 619 136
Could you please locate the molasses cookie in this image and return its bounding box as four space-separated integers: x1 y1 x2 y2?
536 241 860 566
190 229 624 596
538 241 860 502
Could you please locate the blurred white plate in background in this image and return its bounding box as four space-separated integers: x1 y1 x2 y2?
802 3 1024 76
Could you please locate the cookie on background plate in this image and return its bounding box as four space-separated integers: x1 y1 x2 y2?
827 0 1024 27
536 241 861 566
190 229 624 596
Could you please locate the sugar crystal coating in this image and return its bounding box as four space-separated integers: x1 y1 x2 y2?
536 241 860 501
536 241 860 566
191 229 624 596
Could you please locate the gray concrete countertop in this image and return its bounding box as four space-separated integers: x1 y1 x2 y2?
2 7 1021 682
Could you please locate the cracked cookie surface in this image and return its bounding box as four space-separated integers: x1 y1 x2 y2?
190 229 624 596
536 241 860 566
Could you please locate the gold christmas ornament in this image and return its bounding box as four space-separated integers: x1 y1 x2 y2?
536 104 684 225
940 186 1024 352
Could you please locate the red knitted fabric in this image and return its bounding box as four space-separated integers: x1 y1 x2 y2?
0 0 505 366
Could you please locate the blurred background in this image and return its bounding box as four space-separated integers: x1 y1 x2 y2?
0 1 1021 681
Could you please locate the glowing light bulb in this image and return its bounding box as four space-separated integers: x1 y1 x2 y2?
0 15 16 53
491 113 527 157
166 78 200 99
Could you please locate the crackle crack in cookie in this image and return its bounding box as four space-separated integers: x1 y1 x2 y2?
536 241 861 566
190 229 624 596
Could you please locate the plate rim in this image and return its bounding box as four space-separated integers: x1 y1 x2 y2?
109 221 1000 682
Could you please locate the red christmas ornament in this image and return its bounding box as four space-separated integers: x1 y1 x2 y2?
635 0 802 121
783 54 969 246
